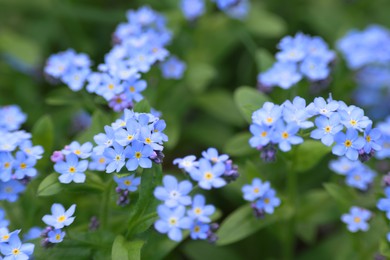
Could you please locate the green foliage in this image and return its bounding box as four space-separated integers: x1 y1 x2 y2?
234 86 270 122
112 236 144 260
293 140 331 173
37 173 62 196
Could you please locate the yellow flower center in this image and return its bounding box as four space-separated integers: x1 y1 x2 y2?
253 187 260 193
211 157 218 163
55 234 61 240
127 135 134 141
57 215 66 223
350 119 357 126
25 148 31 154
194 208 202 215
124 180 132 186
366 135 371 142
344 140 352 147
20 163 26 169
266 117 273 123
264 198 270 204
169 218 177 225
12 249 20 255
4 162 10 169
74 150 81 155
115 155 121 161
99 158 105 164
135 152 142 159
5 187 12 193
325 126 331 133
129 86 135 92
69 166 76 173
204 172 213 180
354 217 361 223
261 131 267 137
2 234 9 240
354 175 361 181
194 226 200 232
145 138 151 144
282 132 289 139
108 84 114 90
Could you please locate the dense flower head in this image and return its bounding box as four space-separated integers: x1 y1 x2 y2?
337 25 390 69
341 206 371 232
0 105 43 203
258 33 335 89
249 96 379 162
329 157 376 190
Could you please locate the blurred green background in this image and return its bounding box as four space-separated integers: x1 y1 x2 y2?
1 0 390 259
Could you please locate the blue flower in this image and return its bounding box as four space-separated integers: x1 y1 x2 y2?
0 180 25 202
272 120 303 152
339 106 372 131
329 156 361 175
180 0 205 21
249 124 272 148
307 97 339 117
13 151 37 180
154 175 192 208
276 33 309 62
188 158 226 190
62 67 91 91
88 152 109 171
341 206 371 232
242 178 271 202
282 97 314 129
224 0 249 20
201 148 228 164
173 155 199 172
0 208 9 228
0 232 34 259
258 62 302 89
300 56 329 80
377 187 390 219
139 127 163 151
190 221 209 240
114 119 140 147
123 79 147 102
54 153 88 183
93 126 115 155
187 194 215 223
48 229 66 243
0 228 19 243
310 114 343 146
125 140 153 171
252 102 283 126
114 174 141 191
332 129 365 160
63 141 92 159
23 227 42 241
254 188 281 214
19 140 44 160
363 125 382 153
0 105 26 132
160 56 186 80
42 203 76 229
154 205 192 241
103 142 126 173
0 152 14 182
345 166 375 190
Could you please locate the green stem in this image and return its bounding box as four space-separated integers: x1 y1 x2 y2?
100 179 113 230
284 162 297 260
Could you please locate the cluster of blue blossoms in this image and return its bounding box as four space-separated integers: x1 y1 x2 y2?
154 148 238 242
45 6 186 112
337 25 390 120
51 109 165 204
249 96 381 162
41 203 76 247
329 157 376 191
0 105 44 202
0 208 35 259
181 0 249 21
242 178 281 218
258 33 335 90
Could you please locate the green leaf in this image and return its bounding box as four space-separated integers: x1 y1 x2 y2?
234 86 270 123
380 240 390 258
323 183 357 207
133 99 151 113
185 63 216 93
255 48 275 72
223 132 257 157
37 173 62 196
245 4 286 38
126 164 162 237
216 203 293 246
32 115 54 155
293 140 331 173
164 114 180 149
182 241 242 260
195 91 245 127
112 236 144 260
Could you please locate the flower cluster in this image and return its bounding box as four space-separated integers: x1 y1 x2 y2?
41 203 76 247
44 49 91 91
154 175 218 242
249 96 381 162
180 0 249 21
341 206 371 232
337 25 390 70
242 178 281 218
0 105 44 202
45 6 186 112
258 33 335 89
173 147 239 190
51 109 167 187
329 157 376 190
